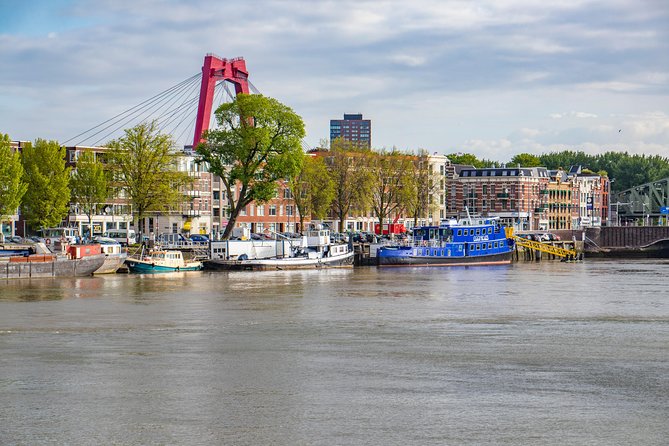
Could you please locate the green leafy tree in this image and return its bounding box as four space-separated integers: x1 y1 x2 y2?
326 138 373 233
509 153 541 167
196 94 305 240
0 134 28 239
107 122 191 241
21 138 71 230
406 149 441 228
290 154 335 233
367 149 415 233
70 150 108 237
446 152 498 168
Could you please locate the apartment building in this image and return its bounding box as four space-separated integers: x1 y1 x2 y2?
454 166 551 231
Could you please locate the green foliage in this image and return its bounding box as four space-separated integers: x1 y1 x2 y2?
540 150 669 191
196 94 305 239
107 122 191 233
0 134 28 223
21 139 71 229
446 153 498 168
327 138 374 232
367 149 415 228
405 149 441 227
70 150 108 227
509 153 541 167
290 155 335 233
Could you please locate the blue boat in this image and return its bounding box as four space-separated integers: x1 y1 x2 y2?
377 216 514 267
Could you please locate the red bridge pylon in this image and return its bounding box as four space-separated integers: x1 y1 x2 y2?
193 53 249 146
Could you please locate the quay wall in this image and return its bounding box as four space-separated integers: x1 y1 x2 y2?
554 226 669 257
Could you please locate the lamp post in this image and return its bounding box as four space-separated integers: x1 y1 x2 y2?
612 201 630 227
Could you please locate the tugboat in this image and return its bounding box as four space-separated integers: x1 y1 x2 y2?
377 215 514 267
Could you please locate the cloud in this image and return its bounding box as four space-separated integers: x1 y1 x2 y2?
550 111 598 119
0 0 667 162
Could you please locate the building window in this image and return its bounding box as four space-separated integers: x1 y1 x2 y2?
257 205 264 216
286 205 294 216
269 205 277 216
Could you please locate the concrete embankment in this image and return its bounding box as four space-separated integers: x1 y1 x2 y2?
554 226 669 258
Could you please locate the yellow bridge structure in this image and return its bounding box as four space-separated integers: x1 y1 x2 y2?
505 229 578 259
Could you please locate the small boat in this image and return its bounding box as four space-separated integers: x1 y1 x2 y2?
377 215 514 267
205 227 354 271
125 248 202 273
92 236 128 274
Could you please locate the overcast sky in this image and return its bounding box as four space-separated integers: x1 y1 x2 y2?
1 0 668 162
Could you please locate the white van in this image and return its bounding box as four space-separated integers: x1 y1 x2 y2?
103 229 136 246
40 227 79 247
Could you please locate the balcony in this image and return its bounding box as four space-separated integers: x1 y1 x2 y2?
496 193 509 198
539 189 549 195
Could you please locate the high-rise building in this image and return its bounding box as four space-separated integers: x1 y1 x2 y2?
330 113 371 148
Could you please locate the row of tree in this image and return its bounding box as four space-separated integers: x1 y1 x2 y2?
0 124 190 240
446 151 669 192
3 93 668 240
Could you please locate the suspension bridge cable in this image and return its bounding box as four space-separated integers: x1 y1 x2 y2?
64 73 200 145
89 76 201 146
83 76 199 146
247 79 261 95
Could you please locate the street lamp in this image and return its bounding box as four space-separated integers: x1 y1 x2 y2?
612 201 630 227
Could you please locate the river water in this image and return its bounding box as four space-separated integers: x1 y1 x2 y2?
1 259 668 445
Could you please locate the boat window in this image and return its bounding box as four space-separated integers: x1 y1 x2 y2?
476 229 480 235
457 229 462 236
488 243 492 249
494 242 498 248
487 228 492 234
464 229 468 236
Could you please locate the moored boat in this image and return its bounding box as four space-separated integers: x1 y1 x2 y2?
205 227 354 271
125 249 202 273
377 216 514 267
1 242 106 279
92 236 128 274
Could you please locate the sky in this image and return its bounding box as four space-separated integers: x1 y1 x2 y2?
1 0 668 162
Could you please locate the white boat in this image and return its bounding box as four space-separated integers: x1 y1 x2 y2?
92 236 128 274
125 248 202 273
205 227 354 271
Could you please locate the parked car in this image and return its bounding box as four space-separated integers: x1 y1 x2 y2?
540 233 560 241
189 234 209 243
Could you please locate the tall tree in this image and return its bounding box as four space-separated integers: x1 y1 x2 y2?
290 154 335 233
406 149 441 228
327 138 373 233
367 149 415 232
509 153 541 167
0 134 28 239
446 152 498 168
107 122 190 240
70 150 108 238
21 138 71 230
196 94 305 240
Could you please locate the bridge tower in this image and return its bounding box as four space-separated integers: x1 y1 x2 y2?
192 54 249 146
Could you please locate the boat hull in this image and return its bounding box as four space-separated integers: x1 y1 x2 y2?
125 259 202 273
1 254 107 279
204 251 355 271
378 247 512 267
94 253 128 274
